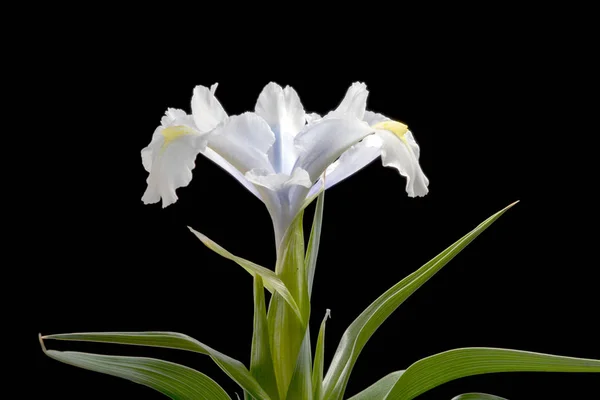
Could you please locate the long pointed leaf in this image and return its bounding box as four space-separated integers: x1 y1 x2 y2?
451 394 508 400
385 347 600 400
347 371 404 400
322 202 519 400
188 226 303 322
249 276 279 400
40 335 231 400
42 331 272 400
306 192 325 298
312 309 331 400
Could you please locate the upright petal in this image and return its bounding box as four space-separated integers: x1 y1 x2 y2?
191 83 228 132
329 82 369 120
378 129 429 197
206 112 275 174
141 109 205 207
255 82 306 174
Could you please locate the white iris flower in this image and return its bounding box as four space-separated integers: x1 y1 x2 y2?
141 82 429 247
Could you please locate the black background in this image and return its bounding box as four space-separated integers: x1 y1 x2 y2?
27 9 598 400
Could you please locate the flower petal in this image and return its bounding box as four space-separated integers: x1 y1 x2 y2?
378 129 429 197
206 112 275 174
329 82 369 120
305 112 321 124
293 117 374 183
141 109 205 207
255 82 306 174
201 147 261 199
191 83 228 132
307 135 383 197
245 168 312 191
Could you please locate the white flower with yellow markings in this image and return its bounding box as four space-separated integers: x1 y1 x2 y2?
141 81 429 245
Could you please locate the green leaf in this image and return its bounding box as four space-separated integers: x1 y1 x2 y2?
322 202 519 400
287 330 313 400
385 347 600 400
268 212 310 399
187 226 303 323
306 192 325 298
42 331 272 400
451 394 508 400
249 276 279 400
312 309 331 400
347 371 404 400
40 335 231 400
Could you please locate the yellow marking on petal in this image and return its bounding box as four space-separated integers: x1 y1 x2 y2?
161 125 195 148
372 120 409 143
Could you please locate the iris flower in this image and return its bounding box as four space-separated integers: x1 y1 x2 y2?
141 82 429 247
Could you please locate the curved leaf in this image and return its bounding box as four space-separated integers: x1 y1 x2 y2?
451 394 508 400
188 226 303 323
42 331 272 400
347 371 404 400
322 202 519 400
40 335 231 400
385 347 600 400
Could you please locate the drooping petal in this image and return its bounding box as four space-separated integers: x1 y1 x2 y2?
141 109 205 207
329 82 369 120
378 129 429 197
191 83 228 132
293 117 374 183
206 112 275 174
255 82 306 174
307 135 383 197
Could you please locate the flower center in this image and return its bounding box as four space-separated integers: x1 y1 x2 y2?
161 125 195 148
372 120 408 142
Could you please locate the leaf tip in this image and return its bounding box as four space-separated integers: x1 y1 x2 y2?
325 308 331 319
39 333 47 353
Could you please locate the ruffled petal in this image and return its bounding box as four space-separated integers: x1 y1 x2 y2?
255 82 306 174
141 109 205 207
378 129 429 197
191 83 228 132
206 112 275 174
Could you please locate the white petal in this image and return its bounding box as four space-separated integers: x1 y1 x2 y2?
201 147 261 199
206 112 275 174
307 135 383 197
293 116 374 182
305 112 321 124
378 129 429 197
329 82 369 120
255 82 306 174
363 110 389 126
245 167 312 191
191 84 228 132
141 133 203 208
